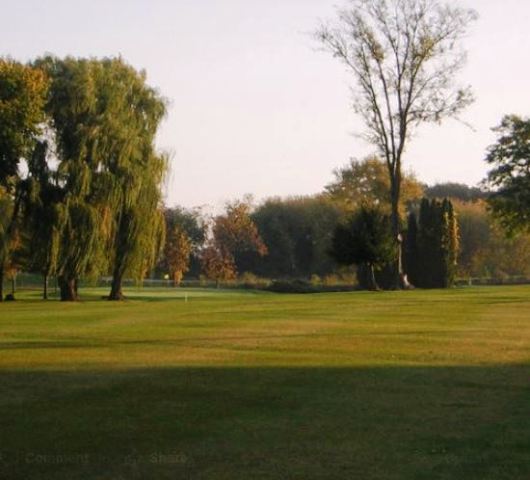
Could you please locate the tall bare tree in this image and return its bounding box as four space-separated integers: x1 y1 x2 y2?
317 0 476 287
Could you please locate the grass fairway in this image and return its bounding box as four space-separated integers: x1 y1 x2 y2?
0 287 529 479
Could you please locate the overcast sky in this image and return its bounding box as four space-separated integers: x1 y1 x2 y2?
3 0 530 208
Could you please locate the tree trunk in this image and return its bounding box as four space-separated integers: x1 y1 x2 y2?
367 264 380 291
43 274 48 300
108 266 125 301
0 265 4 302
390 176 412 290
59 275 78 301
11 275 16 295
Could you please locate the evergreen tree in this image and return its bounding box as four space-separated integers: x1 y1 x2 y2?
415 198 459 288
404 212 419 286
330 206 395 291
440 199 459 288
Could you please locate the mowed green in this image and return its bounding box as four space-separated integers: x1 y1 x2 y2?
0 287 529 479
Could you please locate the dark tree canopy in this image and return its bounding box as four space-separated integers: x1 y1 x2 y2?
406 198 459 288
251 196 343 278
425 182 486 202
485 115 530 233
330 206 395 290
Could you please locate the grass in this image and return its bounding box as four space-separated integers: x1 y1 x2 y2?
0 286 529 479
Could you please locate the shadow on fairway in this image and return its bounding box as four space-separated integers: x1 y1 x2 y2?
0 365 528 480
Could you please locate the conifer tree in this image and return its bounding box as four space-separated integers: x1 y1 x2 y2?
330 206 395 290
440 199 459 287
415 198 459 288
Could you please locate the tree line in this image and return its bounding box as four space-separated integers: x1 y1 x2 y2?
2 0 530 301
154 156 530 292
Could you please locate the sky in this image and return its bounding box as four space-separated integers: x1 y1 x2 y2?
2 0 530 209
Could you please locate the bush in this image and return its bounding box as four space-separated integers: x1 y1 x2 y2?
238 272 270 289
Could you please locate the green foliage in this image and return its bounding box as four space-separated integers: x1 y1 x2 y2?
109 152 168 298
0 187 13 274
251 196 342 278
0 59 48 300
407 198 459 288
455 199 530 279
317 0 476 287
325 156 423 214
330 206 395 290
485 115 530 233
34 56 168 300
0 59 48 187
425 182 486 202
163 206 206 247
22 142 63 283
158 206 206 279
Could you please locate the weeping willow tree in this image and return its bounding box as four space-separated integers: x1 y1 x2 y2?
108 152 167 300
22 141 65 299
89 59 167 300
0 187 13 300
0 59 48 301
35 57 119 300
35 56 167 300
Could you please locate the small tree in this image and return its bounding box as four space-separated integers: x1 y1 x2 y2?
440 199 459 287
317 0 476 288
411 198 459 288
200 244 237 288
330 206 395 290
485 115 530 233
159 206 206 279
164 225 192 286
251 196 342 278
201 199 267 286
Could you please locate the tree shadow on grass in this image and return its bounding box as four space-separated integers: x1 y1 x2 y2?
0 365 528 480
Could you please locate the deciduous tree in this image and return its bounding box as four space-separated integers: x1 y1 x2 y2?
37 56 168 300
317 0 476 288
164 224 192 286
485 115 530 233
0 59 48 301
325 156 423 213
201 199 267 285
